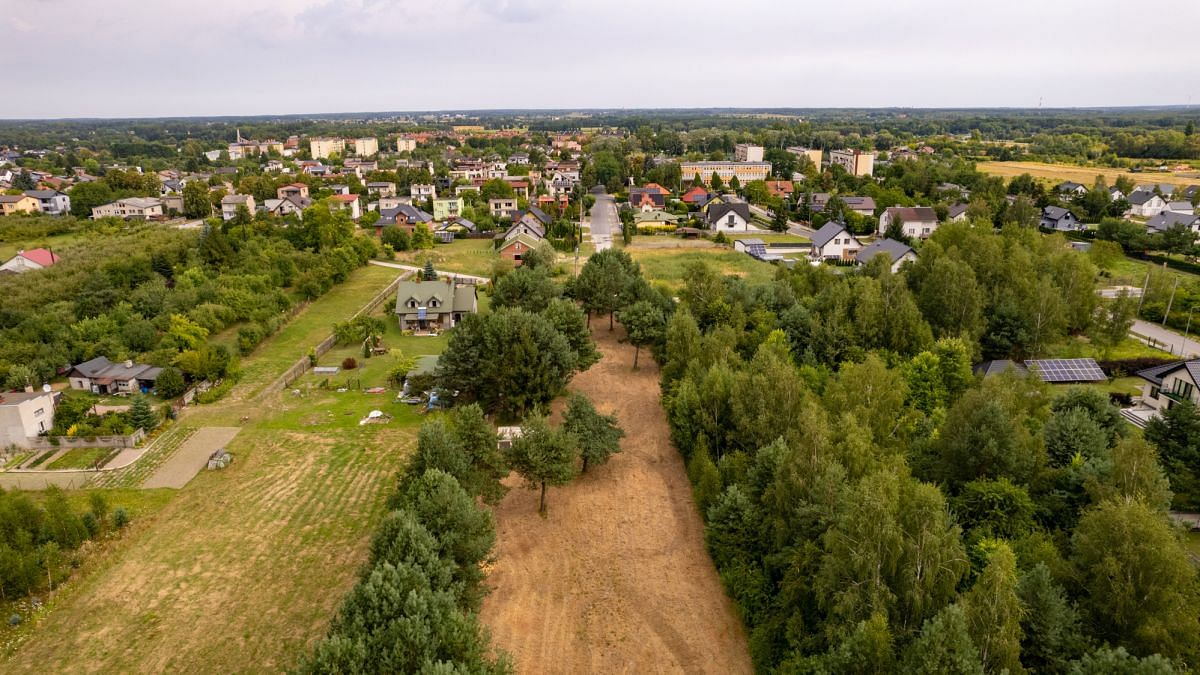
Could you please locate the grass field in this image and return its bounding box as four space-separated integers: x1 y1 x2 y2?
394 238 497 278
234 264 404 398
0 231 89 262
1045 336 1172 362
629 244 781 287
2 260 441 671
978 161 1200 188
730 233 811 244
44 447 117 471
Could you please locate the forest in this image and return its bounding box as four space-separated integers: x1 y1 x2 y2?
0 208 375 392
647 223 1199 671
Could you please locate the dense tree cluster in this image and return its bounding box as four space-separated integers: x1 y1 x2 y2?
0 488 128 600
0 210 374 390
659 250 1199 671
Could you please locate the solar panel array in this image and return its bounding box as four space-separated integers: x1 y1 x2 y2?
1024 358 1107 383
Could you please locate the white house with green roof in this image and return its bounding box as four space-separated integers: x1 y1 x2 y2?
394 279 478 331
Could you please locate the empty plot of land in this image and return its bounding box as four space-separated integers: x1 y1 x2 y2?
978 160 1200 187
141 427 241 489
479 324 751 674
4 425 413 673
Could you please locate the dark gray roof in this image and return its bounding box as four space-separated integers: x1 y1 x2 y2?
526 205 552 225
1128 191 1162 206
810 221 849 248
1136 359 1200 386
706 202 751 225
1042 206 1074 221
855 238 915 266
1057 181 1086 192
24 189 63 199
947 202 969 218
1146 211 1199 233
379 204 432 225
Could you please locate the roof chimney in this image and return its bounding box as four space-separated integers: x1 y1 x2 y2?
124 359 134 368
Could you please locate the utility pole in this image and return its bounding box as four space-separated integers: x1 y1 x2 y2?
1136 271 1150 313
1162 277 1180 328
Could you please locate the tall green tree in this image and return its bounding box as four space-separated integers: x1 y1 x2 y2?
491 266 561 312
620 300 666 368
898 604 983 675
1017 563 1088 673
963 542 1023 674
127 395 158 432
562 393 624 473
182 180 211 218
506 416 578 514
1143 401 1200 510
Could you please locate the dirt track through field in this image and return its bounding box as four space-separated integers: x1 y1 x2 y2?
479 322 752 674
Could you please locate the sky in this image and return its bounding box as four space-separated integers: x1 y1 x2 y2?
3 0 1199 119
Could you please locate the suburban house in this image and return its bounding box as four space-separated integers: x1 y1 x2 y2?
1040 206 1081 231
1126 359 1200 427
328 184 351 196
68 356 162 395
1056 181 1088 199
1146 210 1200 234
433 197 464 221
878 206 939 239
1134 184 1176 199
809 221 862 262
0 390 56 447
1166 201 1195 215
328 193 362 220
855 238 916 272
498 217 546 242
1108 186 1125 201
514 207 553 234
1127 191 1167 217
634 210 681 228
24 189 70 215
842 196 877 217
220 194 256 220
947 203 969 222
536 194 570 212
489 197 519 218
765 180 795 199
264 196 311 218
0 248 60 274
829 149 875 177
378 203 432 228
410 183 436 200
393 279 478 331
377 196 413 210
277 183 310 200
681 186 710 204
367 181 397 198
498 232 543 266
0 194 40 215
91 197 164 219
705 203 752 232
629 186 668 211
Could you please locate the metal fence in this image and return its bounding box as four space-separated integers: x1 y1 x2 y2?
23 427 147 450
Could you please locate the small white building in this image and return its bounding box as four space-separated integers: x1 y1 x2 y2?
220 194 256 221
705 203 753 232
0 248 60 274
878 206 939 239
410 183 437 200
855 238 916 272
809 221 862 262
1127 192 1167 218
24 189 71 216
0 391 56 448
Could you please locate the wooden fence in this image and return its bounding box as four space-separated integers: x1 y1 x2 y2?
257 270 410 399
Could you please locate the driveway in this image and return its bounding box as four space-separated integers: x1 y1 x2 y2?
1131 319 1200 358
589 194 618 252
368 260 489 284
746 203 816 236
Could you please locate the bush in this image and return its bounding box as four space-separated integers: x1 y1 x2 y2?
154 366 187 398
237 324 265 355
113 507 130 529
342 357 358 370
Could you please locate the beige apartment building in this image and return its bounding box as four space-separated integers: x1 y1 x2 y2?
734 143 764 162
353 137 379 157
786 146 823 171
829 149 875 177
681 161 771 185
309 137 345 159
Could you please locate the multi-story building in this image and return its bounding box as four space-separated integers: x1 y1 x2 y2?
680 161 771 186
433 197 464 221
734 143 764 162
829 149 875 177
0 194 41 215
786 146 823 171
220 194 256 221
353 137 379 157
24 189 70 215
309 137 345 159
91 197 164 219
0 391 56 448
396 137 417 152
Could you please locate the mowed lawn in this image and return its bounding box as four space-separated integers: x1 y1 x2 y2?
235 264 404 397
2 262 437 672
394 237 498 278
627 241 782 287
978 160 1200 188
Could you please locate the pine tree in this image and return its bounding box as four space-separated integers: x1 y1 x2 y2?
127 395 158 432
422 259 438 281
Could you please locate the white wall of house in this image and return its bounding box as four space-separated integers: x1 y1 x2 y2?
0 393 55 448
812 231 862 260
712 212 751 232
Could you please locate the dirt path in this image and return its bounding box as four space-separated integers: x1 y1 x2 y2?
141 427 241 489
479 322 752 674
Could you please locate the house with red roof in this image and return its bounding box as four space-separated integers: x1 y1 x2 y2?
681 185 710 205
328 193 362 220
766 180 795 198
0 248 60 274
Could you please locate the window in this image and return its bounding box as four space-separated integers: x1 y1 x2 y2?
1171 378 1194 400
1150 385 1160 400
34 408 44 417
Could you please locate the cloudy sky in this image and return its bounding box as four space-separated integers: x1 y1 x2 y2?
5 0 1198 118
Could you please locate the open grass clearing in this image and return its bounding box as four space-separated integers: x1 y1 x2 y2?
1045 335 1173 362
627 243 780 288
0 230 91 262
978 160 1200 188
731 232 811 244
393 238 498 278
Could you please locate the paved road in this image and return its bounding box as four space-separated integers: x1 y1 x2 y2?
746 203 816 236
1131 319 1200 358
589 194 618 251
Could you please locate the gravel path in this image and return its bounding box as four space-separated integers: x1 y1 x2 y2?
142 427 241 489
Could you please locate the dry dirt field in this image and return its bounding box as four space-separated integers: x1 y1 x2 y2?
479 323 752 674
141 426 241 489
978 160 1200 187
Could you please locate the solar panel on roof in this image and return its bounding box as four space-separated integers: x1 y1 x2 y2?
1024 358 1106 383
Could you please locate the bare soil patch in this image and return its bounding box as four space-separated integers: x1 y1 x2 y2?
479 322 751 674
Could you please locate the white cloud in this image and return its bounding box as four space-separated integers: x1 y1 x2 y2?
1 0 1197 117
